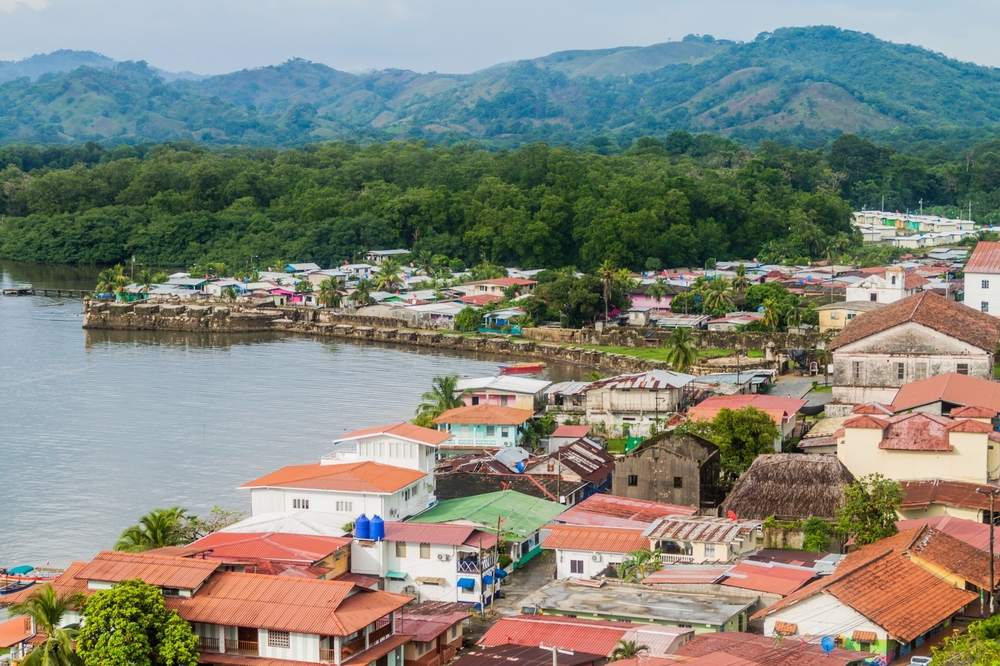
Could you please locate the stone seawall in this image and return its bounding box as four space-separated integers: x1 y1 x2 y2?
523 325 836 350
82 300 671 373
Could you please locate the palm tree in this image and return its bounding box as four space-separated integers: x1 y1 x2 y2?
94 265 124 298
135 269 156 296
349 278 374 306
617 549 662 582
703 277 734 315
318 277 345 309
374 258 404 292
646 277 669 309
222 286 238 302
663 326 698 372
732 263 749 293
9 584 83 666
610 640 650 662
597 259 617 322
785 297 807 329
761 297 782 330
114 506 188 552
414 374 473 426
416 250 437 278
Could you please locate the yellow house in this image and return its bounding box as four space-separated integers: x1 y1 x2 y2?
837 411 999 484
814 301 886 333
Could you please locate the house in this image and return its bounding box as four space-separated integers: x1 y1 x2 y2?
0 550 414 666
365 250 411 265
844 265 929 303
456 376 552 411
829 290 1000 405
342 263 376 280
307 269 351 288
627 283 688 313
890 371 1000 416
522 440 614 501
0 615 34 663
184 532 353 579
584 370 697 437
406 490 565 568
718 560 817 597
545 381 590 417
837 411 999 483
166 276 209 291
479 615 694 658
686 395 807 449
433 451 590 506
240 460 433 523
814 301 886 333
897 479 1000 523
479 308 526 334
552 494 697 530
752 529 981 663
962 240 1000 315
286 262 323 273
396 602 468 666
877 525 1000 596
721 454 854 522
706 314 764 331
350 522 500 608
451 645 605 666
541 525 649 580
642 516 761 564
433 405 535 454
670 633 864 666
549 425 592 451
627 308 651 327
896 515 995 551
457 278 536 296
522 580 757 634
611 433 720 510
204 279 249 298
324 423 454 474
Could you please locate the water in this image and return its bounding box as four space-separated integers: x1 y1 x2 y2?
0 261 587 568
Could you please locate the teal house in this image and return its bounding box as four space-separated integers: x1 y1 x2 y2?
433 404 536 456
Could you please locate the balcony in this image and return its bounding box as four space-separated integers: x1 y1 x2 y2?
198 637 220 653
342 635 367 658
224 640 260 656
457 554 494 573
320 648 337 663
660 553 694 565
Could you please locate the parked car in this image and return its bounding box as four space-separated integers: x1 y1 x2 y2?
908 657 932 666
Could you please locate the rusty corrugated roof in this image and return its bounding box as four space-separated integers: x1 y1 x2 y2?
540 525 648 554
587 370 695 391
892 372 1000 413
964 240 1000 274
554 494 697 529
479 616 689 659
643 517 760 544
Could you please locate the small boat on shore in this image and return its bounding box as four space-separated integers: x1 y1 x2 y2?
0 579 35 595
499 362 547 374
0 565 64 582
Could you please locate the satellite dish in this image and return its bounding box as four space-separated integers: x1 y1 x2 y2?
727 510 738 521
820 636 834 654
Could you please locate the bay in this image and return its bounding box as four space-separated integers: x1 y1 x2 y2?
0 261 587 568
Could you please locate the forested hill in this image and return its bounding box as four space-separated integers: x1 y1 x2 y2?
4 27 1000 148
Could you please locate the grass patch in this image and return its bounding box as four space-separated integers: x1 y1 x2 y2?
606 438 627 454
747 349 765 358
698 348 734 358
810 385 833 393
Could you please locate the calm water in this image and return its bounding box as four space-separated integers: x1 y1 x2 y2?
0 261 586 568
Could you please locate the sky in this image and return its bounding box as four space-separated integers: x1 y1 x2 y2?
0 0 998 76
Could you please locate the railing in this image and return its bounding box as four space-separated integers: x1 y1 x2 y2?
320 648 338 662
660 553 694 564
198 637 220 653
224 640 259 656
342 635 367 657
442 644 458 663
456 555 494 573
369 622 393 645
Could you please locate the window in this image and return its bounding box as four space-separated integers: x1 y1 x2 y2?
915 362 927 380
293 498 309 510
830 312 840 320
268 631 290 649
847 313 855 320
896 362 905 380
860 642 871 653
500 395 509 406
501 428 510 438
451 625 459 640
471 396 480 405
870 293 877 302
891 275 897 285
420 543 431 559
570 560 584 574
984 301 990 313
486 425 496 437
628 475 638 487
958 363 970 375
852 361 862 380
396 542 407 557
161 587 180 597
704 543 716 558
403 489 411 501
335 501 352 512
984 280 990 289
673 477 683 489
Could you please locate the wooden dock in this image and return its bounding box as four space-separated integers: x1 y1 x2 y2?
2 285 92 297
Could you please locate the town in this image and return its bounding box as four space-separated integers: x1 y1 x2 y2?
6 213 1000 666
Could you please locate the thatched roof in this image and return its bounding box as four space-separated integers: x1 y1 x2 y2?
721 454 854 521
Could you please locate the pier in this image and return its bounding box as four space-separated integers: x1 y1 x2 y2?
2 285 92 297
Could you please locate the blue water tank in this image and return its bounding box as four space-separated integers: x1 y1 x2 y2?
516 461 525 473
370 515 385 541
355 514 370 540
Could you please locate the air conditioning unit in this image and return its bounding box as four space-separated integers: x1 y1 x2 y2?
437 553 451 562
389 509 398 517
591 554 602 562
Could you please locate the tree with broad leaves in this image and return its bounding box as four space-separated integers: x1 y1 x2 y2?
835 473 903 546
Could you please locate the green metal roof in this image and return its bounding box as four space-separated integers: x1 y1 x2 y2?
409 491 565 537
385 571 407 580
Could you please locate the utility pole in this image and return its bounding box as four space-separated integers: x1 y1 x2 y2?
919 198 923 215
490 515 502 614
977 487 999 614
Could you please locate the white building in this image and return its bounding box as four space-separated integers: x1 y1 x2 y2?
240 460 433 523
456 376 552 411
584 370 696 437
844 265 928 304
324 422 453 473
963 241 1000 316
541 524 649 580
350 522 500 607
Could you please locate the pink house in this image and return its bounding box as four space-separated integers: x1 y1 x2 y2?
628 283 687 313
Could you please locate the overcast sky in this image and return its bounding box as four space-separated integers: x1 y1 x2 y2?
0 0 997 75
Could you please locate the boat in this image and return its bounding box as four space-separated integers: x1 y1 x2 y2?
499 362 547 374
0 580 34 596
0 565 64 582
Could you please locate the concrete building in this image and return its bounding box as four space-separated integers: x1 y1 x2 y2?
456 376 551 411
584 370 696 437
611 433 720 510
541 525 649 580
829 291 1000 405
642 516 762 565
814 301 885 333
325 423 454 474
432 405 535 454
963 240 1000 316
844 265 928 304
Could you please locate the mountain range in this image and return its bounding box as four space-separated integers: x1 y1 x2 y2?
3 27 1000 148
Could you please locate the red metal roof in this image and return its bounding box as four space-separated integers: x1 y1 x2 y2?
343 633 414 665
843 414 889 429
673 633 861 665
463 278 537 287
892 372 1000 413
721 561 815 596
642 565 732 585
899 479 998 511
189 532 352 564
540 525 648 554
479 616 689 658
688 395 807 426
877 412 954 451
965 240 1000 274
199 653 326 666
897 515 993 551
381 522 498 549
552 425 592 438
396 611 469 643
554 494 697 529
240 461 426 494
335 422 454 447
75 551 219 589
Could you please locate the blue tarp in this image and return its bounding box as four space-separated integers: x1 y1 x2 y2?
495 569 508 579
482 574 494 585
457 578 476 589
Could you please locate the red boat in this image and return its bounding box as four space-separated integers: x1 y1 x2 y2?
499 362 546 374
